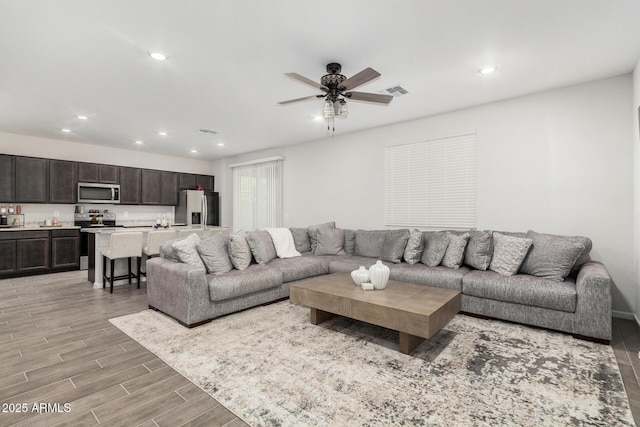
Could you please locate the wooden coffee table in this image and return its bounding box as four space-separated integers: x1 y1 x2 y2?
290 273 461 355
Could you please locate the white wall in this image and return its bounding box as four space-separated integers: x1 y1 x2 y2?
214 75 634 314
633 59 640 324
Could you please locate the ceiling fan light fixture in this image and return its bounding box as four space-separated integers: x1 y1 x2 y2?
323 99 335 119
337 99 348 119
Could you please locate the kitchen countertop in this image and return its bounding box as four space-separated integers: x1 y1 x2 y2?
81 226 229 234
0 225 81 232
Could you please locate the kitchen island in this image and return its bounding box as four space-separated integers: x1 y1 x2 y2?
84 226 230 288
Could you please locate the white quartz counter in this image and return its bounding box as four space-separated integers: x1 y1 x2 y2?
0 225 80 232
81 226 228 234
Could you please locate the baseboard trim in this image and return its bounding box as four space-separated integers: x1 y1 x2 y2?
612 310 635 320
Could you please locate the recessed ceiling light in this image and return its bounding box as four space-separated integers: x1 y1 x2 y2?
478 65 497 75
158 131 167 136
217 143 224 147
149 52 167 61
135 140 143 145
61 128 71 133
76 115 88 120
190 149 198 153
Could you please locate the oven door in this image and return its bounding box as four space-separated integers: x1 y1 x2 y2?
77 183 120 204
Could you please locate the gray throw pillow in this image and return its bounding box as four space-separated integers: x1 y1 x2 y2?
307 221 336 253
160 238 182 262
289 227 311 253
196 234 233 275
441 232 470 269
246 230 277 265
403 229 425 264
464 230 493 270
228 230 252 270
489 232 533 276
355 230 387 258
519 230 585 281
421 232 449 267
315 228 346 256
171 234 205 269
342 229 356 255
380 229 410 263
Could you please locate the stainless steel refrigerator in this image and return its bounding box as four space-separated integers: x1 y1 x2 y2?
175 190 220 227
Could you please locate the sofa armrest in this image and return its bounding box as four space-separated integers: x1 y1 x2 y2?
573 261 612 341
146 257 210 326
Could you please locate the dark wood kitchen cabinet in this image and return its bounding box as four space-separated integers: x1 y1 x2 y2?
179 173 197 190
51 229 80 270
78 163 119 184
15 156 48 203
196 175 214 191
141 169 162 205
16 231 50 274
160 171 178 205
119 167 141 204
49 159 77 204
0 155 15 202
0 240 17 274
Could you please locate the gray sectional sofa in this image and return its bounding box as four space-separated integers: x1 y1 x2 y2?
145 223 612 343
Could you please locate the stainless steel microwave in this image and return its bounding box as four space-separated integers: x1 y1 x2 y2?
77 182 121 204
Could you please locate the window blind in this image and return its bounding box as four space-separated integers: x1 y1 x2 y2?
384 133 476 229
231 158 283 232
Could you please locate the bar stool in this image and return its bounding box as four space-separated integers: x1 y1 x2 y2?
178 229 207 239
141 230 177 277
101 232 143 294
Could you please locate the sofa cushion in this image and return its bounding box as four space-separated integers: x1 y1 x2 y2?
246 230 277 265
171 234 205 269
519 230 586 281
268 256 330 282
380 229 410 263
403 229 425 265
489 232 532 276
196 234 233 275
207 264 282 302
421 231 449 267
355 230 387 258
462 270 577 313
315 228 345 256
342 229 356 255
464 230 493 270
308 221 336 253
228 231 252 271
390 263 470 291
290 227 311 253
328 256 387 274
441 232 470 269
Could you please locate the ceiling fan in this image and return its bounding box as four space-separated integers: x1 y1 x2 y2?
278 63 393 124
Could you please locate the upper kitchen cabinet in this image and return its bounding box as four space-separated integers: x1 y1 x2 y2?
78 163 119 184
160 171 178 205
119 167 141 204
196 175 214 192
49 160 77 204
178 173 197 190
0 155 15 202
141 169 161 205
15 156 48 203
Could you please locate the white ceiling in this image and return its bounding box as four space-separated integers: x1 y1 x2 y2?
1 0 640 161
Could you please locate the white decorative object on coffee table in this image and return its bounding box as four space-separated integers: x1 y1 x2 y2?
351 266 370 285
369 260 390 289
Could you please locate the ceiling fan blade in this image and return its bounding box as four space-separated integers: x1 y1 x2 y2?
277 95 320 105
339 67 381 91
284 72 326 91
346 91 393 104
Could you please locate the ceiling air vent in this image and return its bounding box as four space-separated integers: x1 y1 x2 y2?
199 129 218 135
382 85 409 97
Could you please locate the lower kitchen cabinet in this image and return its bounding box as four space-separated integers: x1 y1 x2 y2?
0 229 79 278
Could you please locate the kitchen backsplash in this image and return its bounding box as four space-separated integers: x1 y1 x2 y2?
14 204 175 226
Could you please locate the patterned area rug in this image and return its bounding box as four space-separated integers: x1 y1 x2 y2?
110 301 634 426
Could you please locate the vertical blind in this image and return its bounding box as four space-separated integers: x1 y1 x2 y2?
231 158 283 232
384 133 477 229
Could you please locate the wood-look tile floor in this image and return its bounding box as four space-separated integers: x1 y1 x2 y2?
1 271 639 426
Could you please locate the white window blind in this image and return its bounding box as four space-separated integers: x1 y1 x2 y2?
384 133 476 229
231 158 283 232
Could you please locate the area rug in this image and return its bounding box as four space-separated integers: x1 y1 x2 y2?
109 301 635 426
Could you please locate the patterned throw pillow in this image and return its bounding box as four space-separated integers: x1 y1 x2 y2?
489 232 533 276
246 230 277 265
403 229 425 264
315 228 346 256
464 230 493 270
171 233 205 269
380 229 410 263
421 232 450 267
228 230 252 270
196 234 233 275
441 232 470 269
